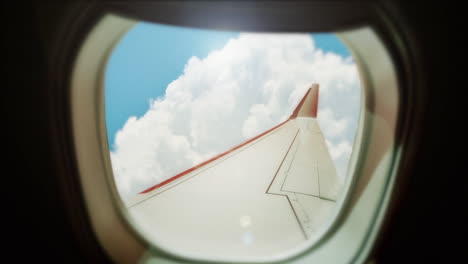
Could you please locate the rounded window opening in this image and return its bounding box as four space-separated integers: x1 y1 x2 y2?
104 19 362 260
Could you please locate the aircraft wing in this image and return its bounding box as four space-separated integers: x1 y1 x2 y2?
126 84 341 258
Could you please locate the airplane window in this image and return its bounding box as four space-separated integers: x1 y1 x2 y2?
104 20 361 259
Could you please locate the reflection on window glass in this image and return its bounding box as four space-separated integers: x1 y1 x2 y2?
105 21 360 258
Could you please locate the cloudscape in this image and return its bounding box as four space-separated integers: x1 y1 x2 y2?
107 32 361 200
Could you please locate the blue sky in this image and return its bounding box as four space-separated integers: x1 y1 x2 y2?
105 22 350 150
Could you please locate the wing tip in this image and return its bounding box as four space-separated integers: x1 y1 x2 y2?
291 83 319 119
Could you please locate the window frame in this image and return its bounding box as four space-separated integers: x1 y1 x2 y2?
50 2 420 263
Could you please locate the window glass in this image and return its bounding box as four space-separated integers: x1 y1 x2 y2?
104 21 361 258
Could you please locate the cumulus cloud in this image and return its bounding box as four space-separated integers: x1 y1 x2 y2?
325 139 353 178
110 33 360 200
318 108 349 138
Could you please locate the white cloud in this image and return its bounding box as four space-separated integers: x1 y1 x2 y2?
318 108 349 138
325 139 353 181
326 139 353 162
110 33 360 200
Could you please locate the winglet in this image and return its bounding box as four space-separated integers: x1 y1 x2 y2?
290 83 319 119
